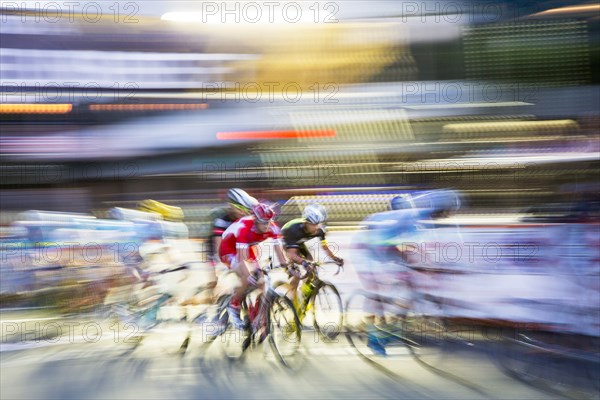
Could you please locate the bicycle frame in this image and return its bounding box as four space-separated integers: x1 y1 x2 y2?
344 265 448 357
289 261 341 319
107 264 193 327
220 258 302 367
243 259 283 340
180 259 303 367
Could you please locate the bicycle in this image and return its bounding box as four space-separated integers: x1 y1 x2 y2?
97 263 197 353
274 261 344 341
344 263 448 365
194 258 303 369
177 285 232 355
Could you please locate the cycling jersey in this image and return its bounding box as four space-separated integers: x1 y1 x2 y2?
359 209 426 247
353 208 435 273
281 218 326 249
218 216 281 264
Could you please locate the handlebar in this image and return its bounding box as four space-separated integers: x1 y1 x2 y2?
260 257 290 274
158 264 191 274
249 257 285 277
133 262 192 280
288 260 343 280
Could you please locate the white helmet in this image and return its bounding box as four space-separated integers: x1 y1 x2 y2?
303 204 327 224
227 188 258 212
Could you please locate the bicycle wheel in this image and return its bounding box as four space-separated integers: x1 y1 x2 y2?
401 294 447 367
268 295 302 367
345 290 413 358
133 293 200 356
181 294 230 354
344 290 373 357
97 300 157 355
97 303 143 347
221 298 251 360
311 282 343 341
273 280 294 298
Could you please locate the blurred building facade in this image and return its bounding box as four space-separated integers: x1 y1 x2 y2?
0 0 598 234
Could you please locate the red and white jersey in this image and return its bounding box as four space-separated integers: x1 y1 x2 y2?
218 216 281 261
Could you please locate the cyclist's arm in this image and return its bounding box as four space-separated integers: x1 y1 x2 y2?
286 247 309 265
281 224 309 266
321 240 338 260
268 223 289 267
321 241 342 265
273 241 288 267
319 229 343 264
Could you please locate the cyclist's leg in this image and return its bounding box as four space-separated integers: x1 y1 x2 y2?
211 260 231 302
355 245 385 321
358 246 388 355
286 244 312 307
300 245 314 262
223 255 252 327
203 236 221 301
179 261 218 306
383 246 412 327
203 253 220 301
288 274 300 308
232 259 251 299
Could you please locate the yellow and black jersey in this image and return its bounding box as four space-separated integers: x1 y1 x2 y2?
281 218 326 249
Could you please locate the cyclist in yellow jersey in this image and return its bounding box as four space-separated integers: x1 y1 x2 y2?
281 204 344 308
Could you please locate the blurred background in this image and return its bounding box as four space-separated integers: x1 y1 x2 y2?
1 0 598 225
1 0 599 399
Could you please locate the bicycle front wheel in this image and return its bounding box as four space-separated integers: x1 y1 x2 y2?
182 294 231 354
312 282 343 341
344 290 374 357
220 297 251 360
268 295 302 367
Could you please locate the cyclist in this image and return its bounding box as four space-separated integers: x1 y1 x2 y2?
218 202 289 328
177 189 258 308
209 188 259 264
281 204 344 308
108 201 190 325
353 189 461 355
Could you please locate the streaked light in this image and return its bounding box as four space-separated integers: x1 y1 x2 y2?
89 103 208 112
442 120 579 134
160 12 205 23
419 153 598 166
161 7 318 25
403 102 533 110
0 104 72 114
217 130 337 140
532 4 600 17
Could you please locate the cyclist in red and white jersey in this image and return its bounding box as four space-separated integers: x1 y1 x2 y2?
219 202 289 327
209 188 258 264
